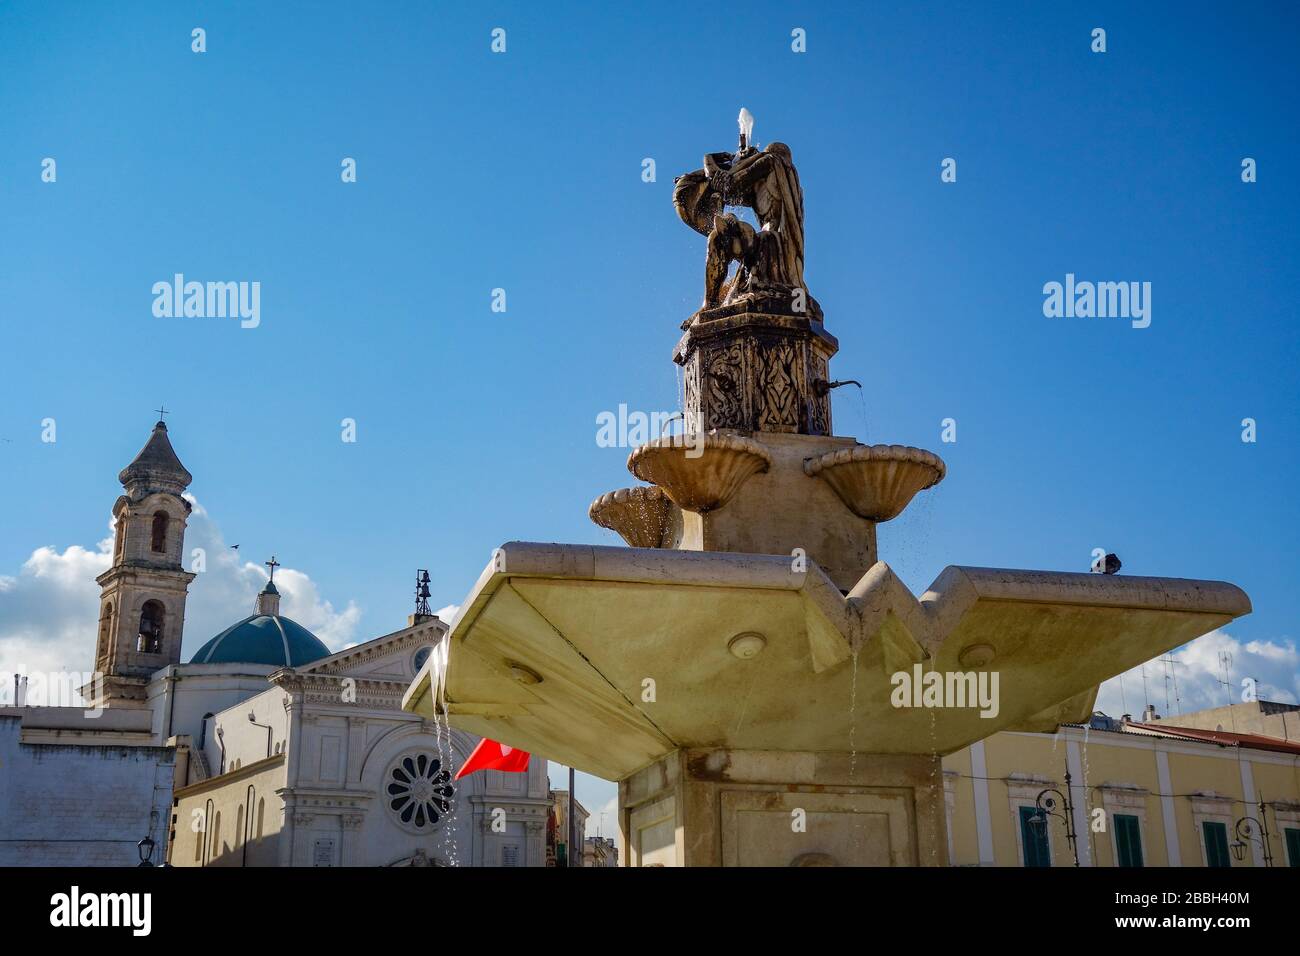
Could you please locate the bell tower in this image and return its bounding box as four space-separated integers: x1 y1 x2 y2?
87 416 197 708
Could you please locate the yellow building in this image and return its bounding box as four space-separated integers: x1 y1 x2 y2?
942 702 1300 867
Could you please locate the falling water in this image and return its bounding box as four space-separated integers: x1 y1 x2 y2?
926 708 942 865
830 381 870 444
847 648 860 782
1078 725 1093 866
732 665 762 738
437 698 460 867
855 385 870 444
881 480 938 595
428 642 460 866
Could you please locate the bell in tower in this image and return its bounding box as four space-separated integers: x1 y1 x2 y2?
86 415 198 709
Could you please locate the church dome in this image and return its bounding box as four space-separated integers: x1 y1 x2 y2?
190 579 331 667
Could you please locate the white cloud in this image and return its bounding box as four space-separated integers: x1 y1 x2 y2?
434 603 461 624
0 494 361 699
0 540 111 679
1096 629 1299 720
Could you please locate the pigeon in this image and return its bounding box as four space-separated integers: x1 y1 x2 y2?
1091 552 1122 574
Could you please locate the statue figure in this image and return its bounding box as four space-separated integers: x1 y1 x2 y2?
674 111 819 319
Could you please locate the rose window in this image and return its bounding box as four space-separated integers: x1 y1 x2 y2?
387 753 453 829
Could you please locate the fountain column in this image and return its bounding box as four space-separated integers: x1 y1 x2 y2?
621 749 948 867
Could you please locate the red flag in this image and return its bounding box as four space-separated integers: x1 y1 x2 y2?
455 737 531 779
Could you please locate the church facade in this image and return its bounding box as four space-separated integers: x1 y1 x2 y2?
1 421 550 867
164 606 551 867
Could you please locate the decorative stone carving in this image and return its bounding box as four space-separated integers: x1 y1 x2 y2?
703 340 746 428
754 337 800 431
675 313 838 436
385 752 454 832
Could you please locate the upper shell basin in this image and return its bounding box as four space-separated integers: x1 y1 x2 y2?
588 486 674 548
627 432 772 513
803 444 946 521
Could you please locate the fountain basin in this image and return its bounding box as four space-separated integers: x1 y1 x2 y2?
804 444 946 521
403 541 1250 782
588 486 674 548
627 433 771 513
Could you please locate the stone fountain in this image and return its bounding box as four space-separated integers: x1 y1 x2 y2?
404 113 1250 866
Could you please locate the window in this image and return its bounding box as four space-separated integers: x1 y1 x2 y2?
1285 828 1300 868
413 645 432 673
386 753 454 831
1114 813 1143 867
1203 821 1231 867
114 518 126 559
99 603 113 646
257 798 265 839
138 601 165 653
1019 806 1051 867
151 511 169 553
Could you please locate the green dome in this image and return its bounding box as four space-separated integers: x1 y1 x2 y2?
190 612 331 667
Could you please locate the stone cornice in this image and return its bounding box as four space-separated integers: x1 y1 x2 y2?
300 621 447 676
173 752 285 799
95 564 197 588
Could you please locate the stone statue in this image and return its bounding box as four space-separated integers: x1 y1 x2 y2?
674 111 819 320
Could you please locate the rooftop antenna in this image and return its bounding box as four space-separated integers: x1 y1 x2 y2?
1217 650 1234 708
1159 655 1185 716
415 570 432 617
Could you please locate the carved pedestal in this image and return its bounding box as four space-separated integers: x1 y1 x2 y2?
674 310 838 436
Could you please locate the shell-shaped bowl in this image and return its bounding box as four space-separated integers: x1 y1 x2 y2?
588 486 674 548
627 433 772 513
803 444 946 522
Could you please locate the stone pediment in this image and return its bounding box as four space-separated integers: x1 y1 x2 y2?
301 618 446 684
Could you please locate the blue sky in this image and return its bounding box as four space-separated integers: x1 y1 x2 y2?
2 2 1297 827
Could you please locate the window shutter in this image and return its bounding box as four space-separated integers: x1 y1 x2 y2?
1203 821 1231 867
1114 813 1143 867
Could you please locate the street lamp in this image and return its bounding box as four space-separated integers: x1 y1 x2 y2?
1230 794 1274 866
137 835 156 867
1029 765 1080 867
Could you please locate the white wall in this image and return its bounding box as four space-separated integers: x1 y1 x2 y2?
0 715 175 866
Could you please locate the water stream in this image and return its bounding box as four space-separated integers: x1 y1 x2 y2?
847 648 860 783
926 709 942 865
429 643 460 866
